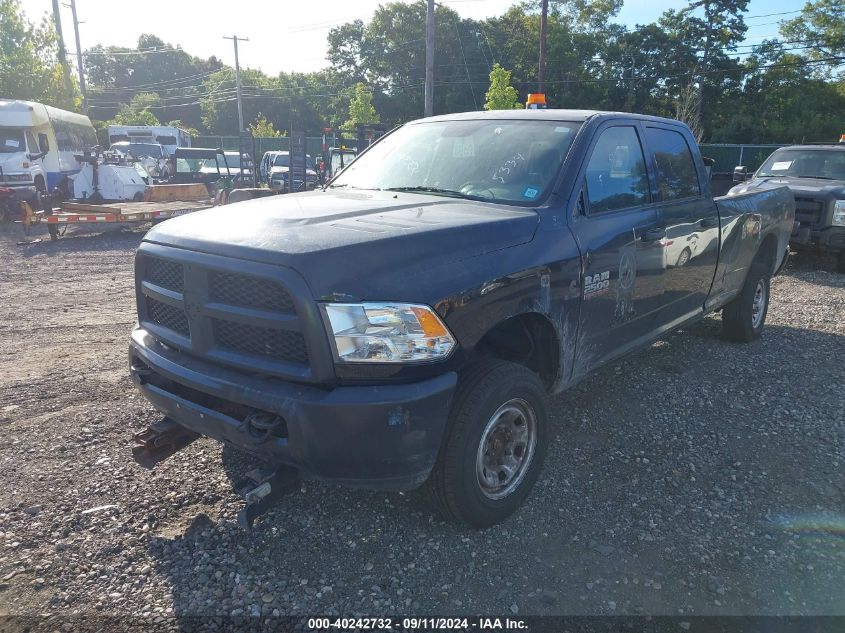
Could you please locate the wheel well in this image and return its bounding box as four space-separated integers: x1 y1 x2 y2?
755 233 779 274
473 313 560 390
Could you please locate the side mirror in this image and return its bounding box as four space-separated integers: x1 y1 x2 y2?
702 156 715 181
733 165 749 184
38 133 49 154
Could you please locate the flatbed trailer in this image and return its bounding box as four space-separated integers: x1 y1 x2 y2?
21 199 214 240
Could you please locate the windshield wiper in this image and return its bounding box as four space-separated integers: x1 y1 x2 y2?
382 186 487 201
796 175 835 180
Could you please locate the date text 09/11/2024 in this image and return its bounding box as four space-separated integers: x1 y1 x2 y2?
307 617 529 631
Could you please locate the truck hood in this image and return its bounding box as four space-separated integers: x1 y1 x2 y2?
729 176 845 198
143 189 540 300
0 152 28 174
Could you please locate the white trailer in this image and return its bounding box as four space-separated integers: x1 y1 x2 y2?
107 125 191 155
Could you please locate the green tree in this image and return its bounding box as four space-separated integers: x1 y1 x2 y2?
84 34 223 129
248 113 284 137
0 0 80 109
484 64 520 110
111 92 161 125
343 82 379 130
780 0 845 61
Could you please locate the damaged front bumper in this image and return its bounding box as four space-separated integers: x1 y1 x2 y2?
129 327 456 490
790 224 845 252
129 328 457 490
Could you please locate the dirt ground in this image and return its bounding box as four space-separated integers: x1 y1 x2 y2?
0 221 843 622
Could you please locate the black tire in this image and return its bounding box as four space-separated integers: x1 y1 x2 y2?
676 247 692 267
722 263 771 342
836 251 845 274
425 359 548 528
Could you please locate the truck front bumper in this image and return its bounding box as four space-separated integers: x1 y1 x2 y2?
790 224 845 252
0 184 38 201
129 327 456 491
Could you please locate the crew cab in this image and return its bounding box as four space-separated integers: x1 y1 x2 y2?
730 143 845 272
129 110 794 527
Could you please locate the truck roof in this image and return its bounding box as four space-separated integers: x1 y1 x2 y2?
416 109 690 127
774 144 845 151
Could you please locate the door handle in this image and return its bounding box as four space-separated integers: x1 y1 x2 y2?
641 227 667 242
698 217 718 229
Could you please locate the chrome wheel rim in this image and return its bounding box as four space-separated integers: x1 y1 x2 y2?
751 279 767 329
476 398 537 500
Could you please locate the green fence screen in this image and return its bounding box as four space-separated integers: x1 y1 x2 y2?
191 137 786 175
698 144 785 173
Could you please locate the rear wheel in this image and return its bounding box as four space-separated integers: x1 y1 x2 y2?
836 251 845 274
425 359 548 528
722 263 770 342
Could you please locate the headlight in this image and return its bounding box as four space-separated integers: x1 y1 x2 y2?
833 200 845 226
320 303 456 363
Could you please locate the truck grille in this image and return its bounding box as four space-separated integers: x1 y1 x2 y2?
210 271 295 313
146 257 184 293
146 296 189 337
213 319 308 363
137 252 314 379
794 197 823 228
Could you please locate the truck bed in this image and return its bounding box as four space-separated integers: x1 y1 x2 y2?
707 186 794 310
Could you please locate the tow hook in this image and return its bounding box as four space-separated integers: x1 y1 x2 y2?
234 465 300 529
131 418 200 469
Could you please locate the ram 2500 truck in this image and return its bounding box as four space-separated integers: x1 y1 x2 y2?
129 110 794 528
729 142 845 272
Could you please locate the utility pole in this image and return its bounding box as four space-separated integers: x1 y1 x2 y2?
67 0 87 108
51 0 73 96
424 0 435 117
224 34 249 133
538 0 548 93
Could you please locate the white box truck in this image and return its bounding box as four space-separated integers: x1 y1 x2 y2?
0 99 97 200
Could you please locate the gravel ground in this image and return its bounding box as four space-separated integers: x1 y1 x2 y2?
0 222 843 620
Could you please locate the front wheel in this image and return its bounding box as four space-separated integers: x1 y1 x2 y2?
425 360 548 528
722 263 770 342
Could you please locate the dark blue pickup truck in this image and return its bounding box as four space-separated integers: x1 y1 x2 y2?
129 110 794 527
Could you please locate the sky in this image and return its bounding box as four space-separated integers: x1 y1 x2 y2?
22 0 806 77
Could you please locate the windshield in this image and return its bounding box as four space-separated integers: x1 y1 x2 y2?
176 158 205 173
331 151 355 174
757 148 845 180
273 154 289 167
112 143 163 158
330 119 581 203
0 128 26 154
221 153 241 169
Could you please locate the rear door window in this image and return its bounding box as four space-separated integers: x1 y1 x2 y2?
585 126 651 213
645 127 701 201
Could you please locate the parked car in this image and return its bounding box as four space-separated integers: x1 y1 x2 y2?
264 151 318 192
729 142 845 272
259 150 281 184
129 109 794 528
